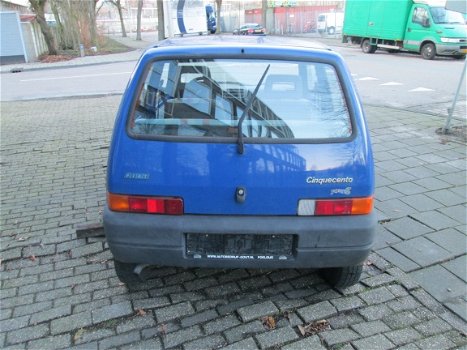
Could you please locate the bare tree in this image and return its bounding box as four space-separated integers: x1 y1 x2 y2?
29 0 58 55
157 0 165 40
215 0 222 34
108 0 127 37
136 0 144 40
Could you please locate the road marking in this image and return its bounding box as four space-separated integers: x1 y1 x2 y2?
358 77 378 81
20 72 132 82
380 82 403 86
409 87 435 92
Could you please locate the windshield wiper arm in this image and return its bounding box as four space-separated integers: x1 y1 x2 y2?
237 64 270 154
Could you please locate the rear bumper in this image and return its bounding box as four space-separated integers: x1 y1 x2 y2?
104 208 377 269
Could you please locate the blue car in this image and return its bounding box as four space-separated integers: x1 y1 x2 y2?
105 36 376 288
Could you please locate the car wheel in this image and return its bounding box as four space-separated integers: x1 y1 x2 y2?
114 260 142 284
320 265 363 288
421 42 436 60
362 39 376 54
327 26 335 35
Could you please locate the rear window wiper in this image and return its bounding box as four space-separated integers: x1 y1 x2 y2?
237 64 270 154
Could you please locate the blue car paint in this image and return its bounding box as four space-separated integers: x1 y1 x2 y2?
108 44 374 216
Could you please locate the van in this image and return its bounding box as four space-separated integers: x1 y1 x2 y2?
317 12 344 35
104 36 376 288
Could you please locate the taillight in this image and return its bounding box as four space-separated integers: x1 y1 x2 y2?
248 29 253 33
108 193 183 215
298 197 373 216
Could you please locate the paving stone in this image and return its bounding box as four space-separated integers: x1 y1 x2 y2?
50 311 92 335
170 291 204 303
98 331 141 350
132 297 170 310
409 265 466 302
297 301 337 323
74 328 115 345
414 318 453 336
120 338 162 350
377 248 419 272
382 216 433 239
384 327 422 345
320 328 360 346
255 326 299 349
386 295 421 312
155 301 195 323
180 309 219 328
410 211 459 231
352 334 394 350
116 314 156 334
91 301 133 324
386 267 419 290
351 320 391 337
393 237 452 267
383 311 420 329
438 205 467 225
330 296 365 312
237 301 279 322
205 282 241 298
359 286 395 305
183 277 218 291
217 294 262 316
361 273 396 288
373 225 402 250
0 315 30 333
203 314 242 334
281 335 325 350
13 300 52 318
328 312 365 329
222 337 259 350
183 334 226 350
30 304 71 325
223 321 265 343
163 326 203 348
5 324 49 345
415 334 456 350
427 229 467 256
358 304 393 321
27 334 71 350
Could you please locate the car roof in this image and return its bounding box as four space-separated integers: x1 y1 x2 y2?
153 35 330 52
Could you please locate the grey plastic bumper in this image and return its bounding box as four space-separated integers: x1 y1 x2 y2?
104 207 377 269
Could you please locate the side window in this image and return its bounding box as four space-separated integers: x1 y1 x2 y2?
412 7 428 25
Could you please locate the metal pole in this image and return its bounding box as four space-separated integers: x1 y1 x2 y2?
443 59 466 133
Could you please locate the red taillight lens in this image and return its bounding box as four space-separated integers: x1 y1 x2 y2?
108 193 183 215
248 29 253 33
314 197 373 216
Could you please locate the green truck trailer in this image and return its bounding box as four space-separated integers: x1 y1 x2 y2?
343 0 466 59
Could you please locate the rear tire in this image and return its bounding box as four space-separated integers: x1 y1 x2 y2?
327 27 335 35
421 42 436 60
320 265 363 288
362 39 377 54
114 260 141 284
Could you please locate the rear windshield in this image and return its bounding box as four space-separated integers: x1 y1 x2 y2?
129 58 352 141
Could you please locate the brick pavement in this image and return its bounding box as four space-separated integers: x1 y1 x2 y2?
1 96 466 349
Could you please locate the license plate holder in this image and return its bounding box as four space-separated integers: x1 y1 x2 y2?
186 233 295 260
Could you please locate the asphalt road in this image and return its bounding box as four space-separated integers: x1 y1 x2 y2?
1 45 465 112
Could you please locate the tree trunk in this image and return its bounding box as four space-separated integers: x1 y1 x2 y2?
262 0 267 29
116 0 127 37
29 0 58 55
136 0 143 41
215 0 222 34
88 0 98 47
157 0 165 40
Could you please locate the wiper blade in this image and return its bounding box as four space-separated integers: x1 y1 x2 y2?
237 64 270 154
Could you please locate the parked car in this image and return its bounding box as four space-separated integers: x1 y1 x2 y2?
104 35 376 288
233 23 266 35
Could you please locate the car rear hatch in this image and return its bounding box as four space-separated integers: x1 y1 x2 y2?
107 44 374 217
